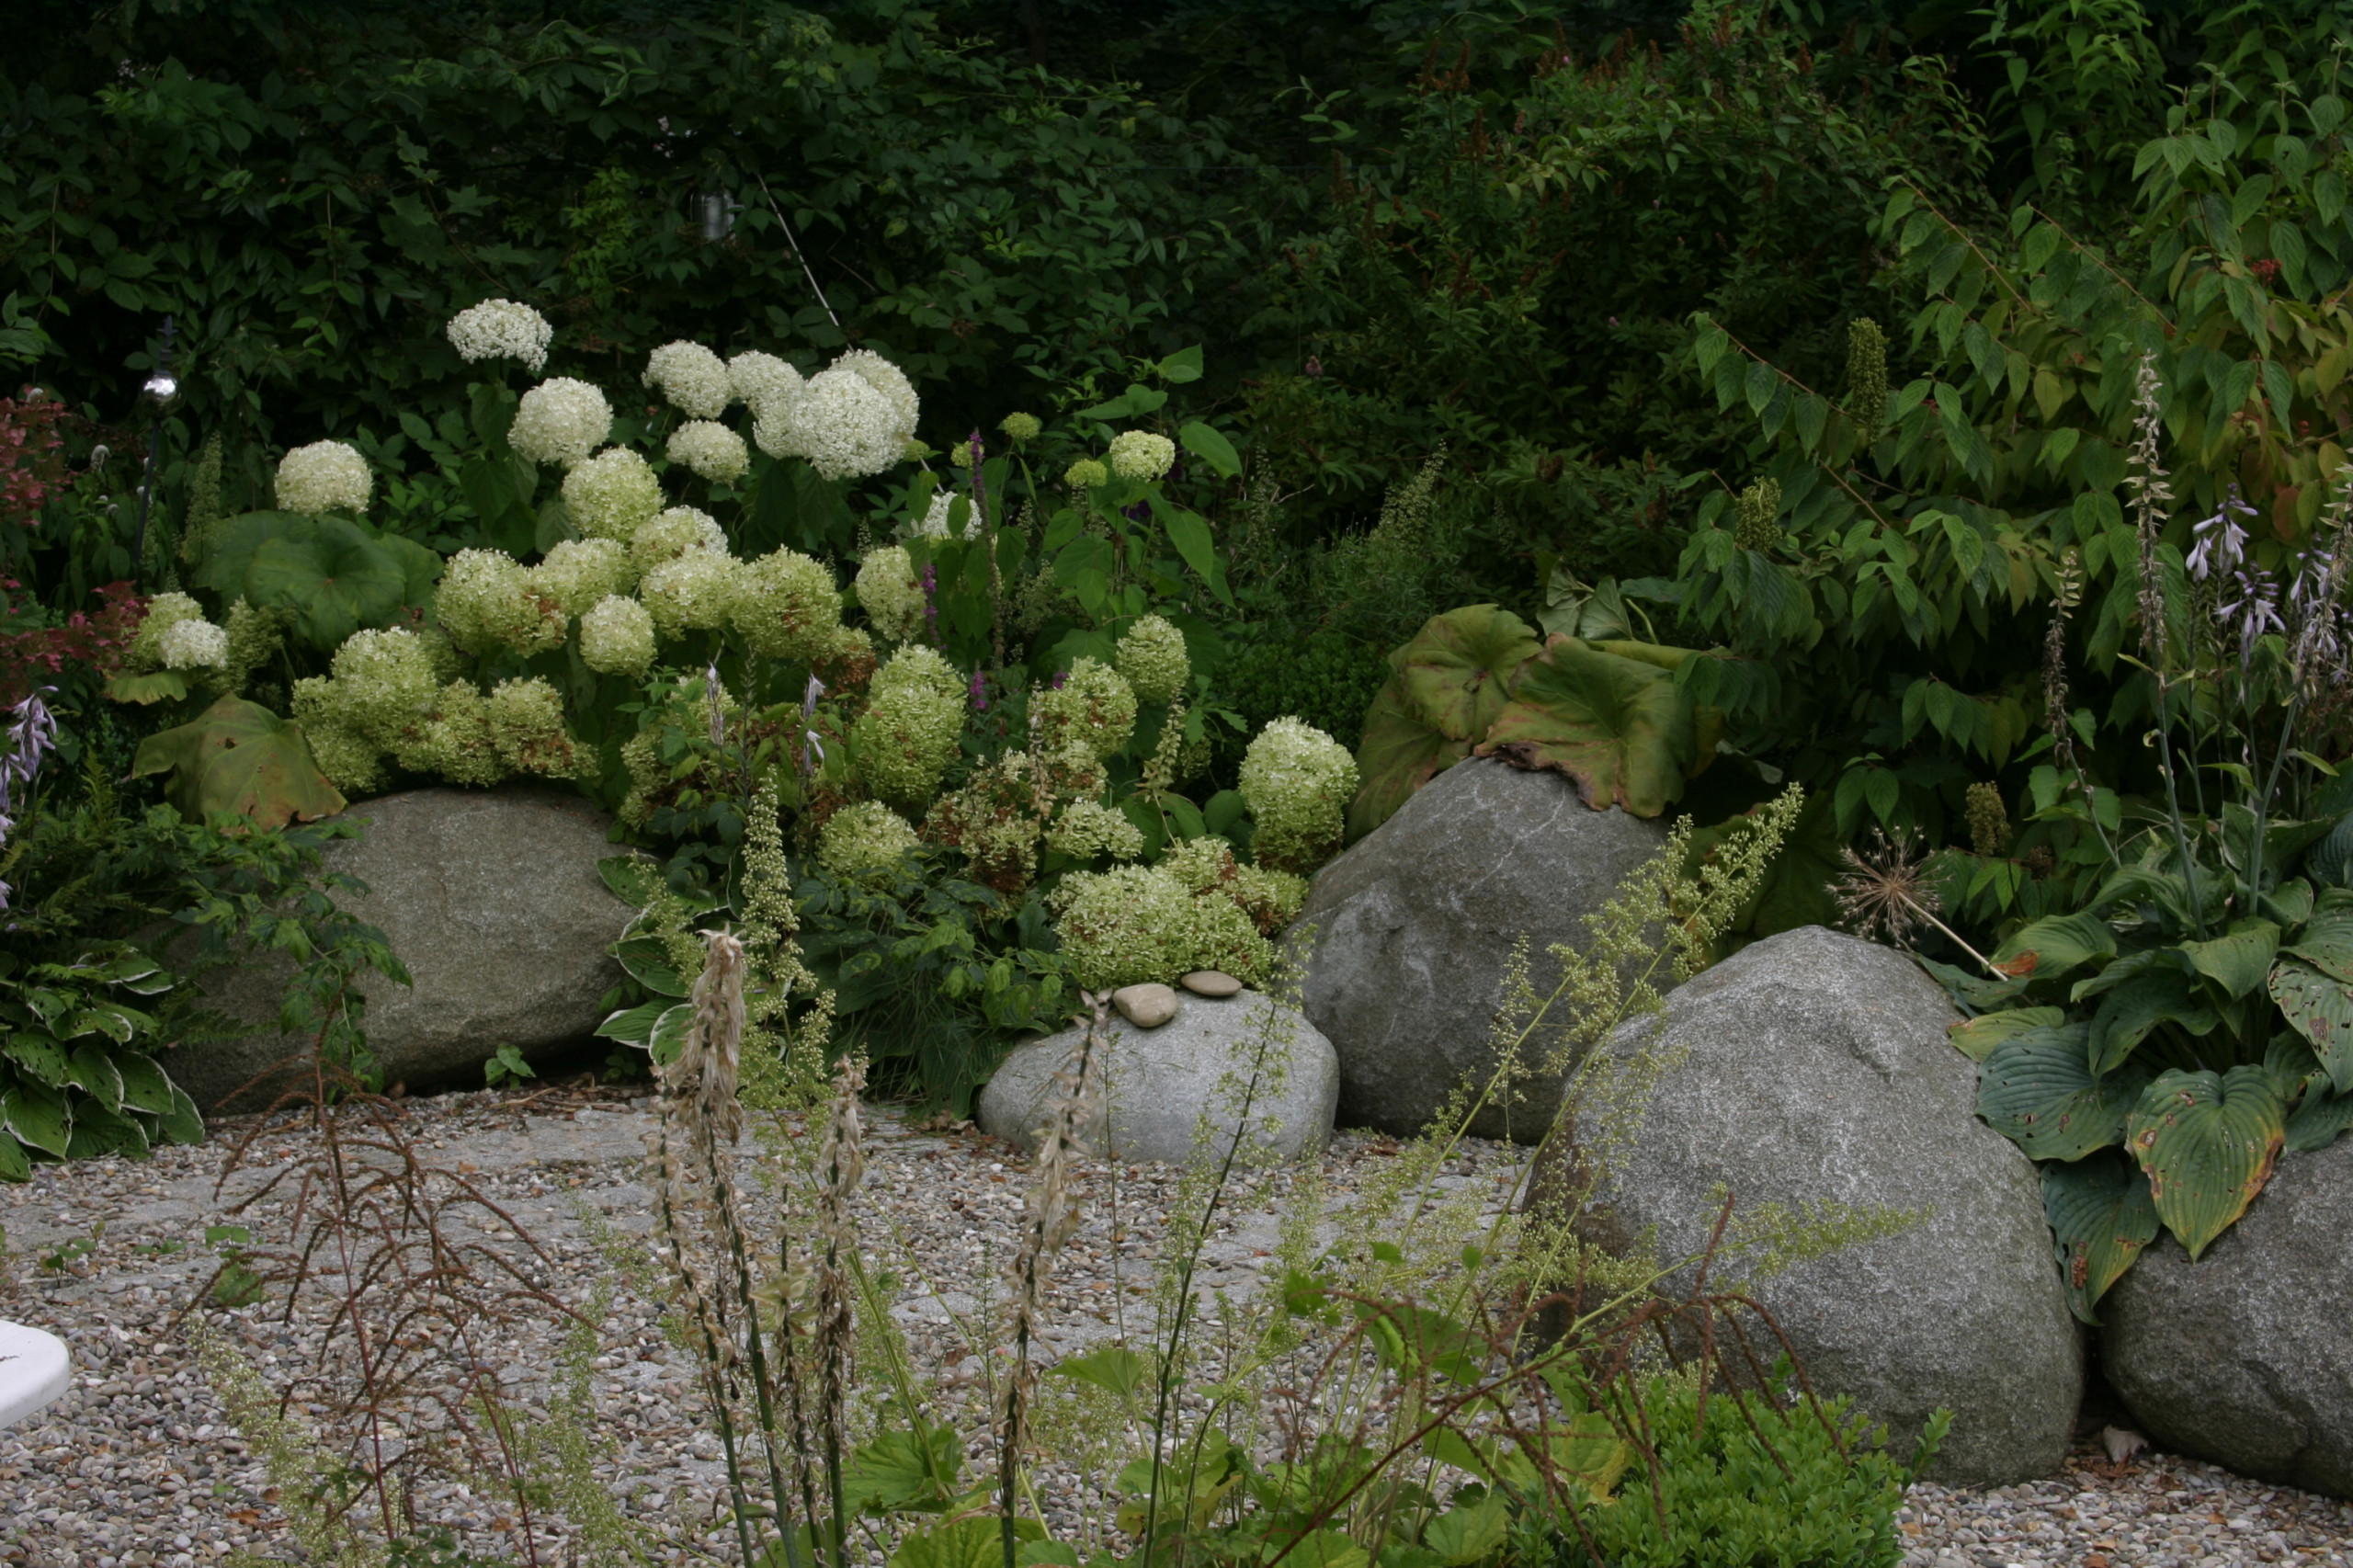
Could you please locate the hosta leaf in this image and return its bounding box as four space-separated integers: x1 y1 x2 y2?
1992 912 2117 982
156 1086 205 1146
2287 1080 2353 1152
2042 1151 2161 1323
2 1034 71 1088
2288 900 2353 982
2087 969 2217 1075
2302 812 2353 888
2270 957 2353 1093
1947 1006 2065 1063
3 1081 71 1159
1473 638 1699 816
595 999 672 1047
113 1051 177 1116
68 1100 149 1161
0 1132 28 1181
1977 1024 2142 1160
68 1044 124 1113
2127 1066 2286 1260
2180 921 2280 999
131 696 347 830
612 936 689 998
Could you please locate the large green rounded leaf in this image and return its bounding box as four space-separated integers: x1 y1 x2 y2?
2270 956 2353 1093
1948 1006 2067 1063
2042 1150 2160 1324
2289 895 2353 982
2180 920 2280 999
1977 1022 2142 1160
2126 1065 2286 1260
2087 969 2218 1075
1473 638 1698 816
198 512 412 649
131 696 347 830
1345 606 1540 840
3 1080 70 1159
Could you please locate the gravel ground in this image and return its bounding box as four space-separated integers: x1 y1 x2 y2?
0 1079 2347 1568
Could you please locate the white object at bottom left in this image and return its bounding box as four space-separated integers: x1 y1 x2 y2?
0 1319 70 1429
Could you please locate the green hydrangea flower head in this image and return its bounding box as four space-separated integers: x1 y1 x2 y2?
1115 613 1190 705
731 546 842 663
1238 716 1358 874
1049 858 1273 992
870 642 966 704
855 544 926 642
639 550 742 639
529 537 634 618
1108 429 1176 482
127 592 207 673
406 681 506 787
630 505 726 573
487 676 590 778
818 800 922 885
853 645 967 807
1034 657 1137 758
1063 458 1108 490
579 594 657 676
326 627 441 749
1047 798 1144 862
998 412 1041 444
436 548 565 655
563 446 665 544
301 713 389 796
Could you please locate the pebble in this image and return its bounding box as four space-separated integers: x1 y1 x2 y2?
1111 983 1179 1028
1178 971 1242 998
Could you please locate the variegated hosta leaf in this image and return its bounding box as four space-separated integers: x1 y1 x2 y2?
2126 1066 2287 1260
2270 957 2353 1094
2042 1151 2161 1324
1976 1023 2143 1161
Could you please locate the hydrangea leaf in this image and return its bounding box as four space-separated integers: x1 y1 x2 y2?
2269 956 2353 1092
2126 1065 2287 1259
131 696 348 830
1977 1022 2143 1161
1472 638 1698 816
1345 606 1541 841
2041 1150 2160 1323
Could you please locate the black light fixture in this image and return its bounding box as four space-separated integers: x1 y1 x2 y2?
131 315 178 589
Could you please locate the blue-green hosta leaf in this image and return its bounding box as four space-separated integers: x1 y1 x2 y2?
2289 901 2353 983
1992 912 2117 983
2042 1151 2160 1324
2087 970 2217 1075
1978 1024 2142 1160
1947 1006 2066 1063
2180 921 2280 999
2287 1080 2353 1152
3 1081 71 1159
2126 1066 2286 1260
2270 957 2353 1094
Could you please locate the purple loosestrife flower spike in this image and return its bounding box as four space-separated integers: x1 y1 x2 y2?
969 669 988 711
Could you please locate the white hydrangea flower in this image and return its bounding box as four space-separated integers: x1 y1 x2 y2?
1115 613 1190 705
831 349 919 443
870 642 967 704
731 547 842 662
630 505 728 572
665 419 750 483
327 627 442 747
127 592 208 672
158 617 228 670
909 490 965 540
275 439 372 515
445 300 552 373
509 378 612 468
855 544 926 642
529 537 635 618
1238 716 1359 874
727 350 804 419
1108 429 1176 483
639 550 742 638
755 366 902 480
561 447 664 544
818 799 922 885
486 676 588 778
580 594 658 676
1047 798 1144 862
642 341 732 419
436 548 565 655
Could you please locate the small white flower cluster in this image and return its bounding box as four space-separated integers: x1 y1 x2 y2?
732 546 842 662
275 440 372 515
818 799 922 885
727 350 803 419
509 378 612 468
446 300 552 373
752 348 919 482
1108 429 1176 482
910 489 961 539
160 619 229 670
127 592 210 672
1238 716 1358 874
529 537 634 617
580 595 658 676
642 341 733 419
639 550 741 638
562 447 664 543
854 545 926 642
666 419 749 483
1115 613 1190 705
436 548 565 655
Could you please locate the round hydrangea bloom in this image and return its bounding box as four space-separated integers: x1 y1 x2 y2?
818 800 923 885
1047 798 1143 862
1115 613 1190 705
275 439 372 515
1063 458 1108 490
1048 862 1270 991
639 550 742 638
642 341 732 419
1034 657 1137 758
732 547 842 662
300 714 388 796
445 300 552 373
630 505 728 572
508 378 612 469
1238 716 1358 874
756 366 902 481
831 349 919 443
437 548 564 655
1108 429 1176 483
665 419 750 483
403 681 507 788
327 627 441 747
854 545 926 642
851 680 964 808
870 643 966 704
487 676 589 778
562 447 664 544
579 594 657 676
727 350 804 419
998 412 1041 444
158 617 228 670
529 537 634 618
127 592 208 671
910 490 968 540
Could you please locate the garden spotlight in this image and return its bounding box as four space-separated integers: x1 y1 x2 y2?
131 315 178 589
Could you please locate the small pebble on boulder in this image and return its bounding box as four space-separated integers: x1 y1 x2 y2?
979 990 1336 1165
1180 970 1242 998
1112 983 1180 1028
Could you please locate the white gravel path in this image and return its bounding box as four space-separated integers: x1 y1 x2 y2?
0 1080 2345 1568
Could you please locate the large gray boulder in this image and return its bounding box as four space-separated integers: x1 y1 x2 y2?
2102 1136 2353 1497
1290 759 1666 1142
977 990 1337 1165
1564 926 2079 1487
167 788 636 1110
